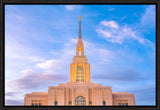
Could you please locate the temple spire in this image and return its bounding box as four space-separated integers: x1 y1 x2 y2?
79 16 81 39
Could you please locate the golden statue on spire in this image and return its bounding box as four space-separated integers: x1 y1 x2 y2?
79 16 81 21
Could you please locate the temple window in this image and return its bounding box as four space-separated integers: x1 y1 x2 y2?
31 100 42 106
89 102 92 105
118 100 128 106
77 66 83 82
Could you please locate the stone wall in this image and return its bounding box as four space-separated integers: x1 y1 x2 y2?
24 83 135 106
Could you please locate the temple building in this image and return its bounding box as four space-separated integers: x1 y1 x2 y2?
24 16 135 106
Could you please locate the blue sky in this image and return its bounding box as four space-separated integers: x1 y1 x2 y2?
5 5 155 105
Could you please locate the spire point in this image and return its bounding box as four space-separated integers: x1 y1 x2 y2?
79 16 81 21
79 16 81 39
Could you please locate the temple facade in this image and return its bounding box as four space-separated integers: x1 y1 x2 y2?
24 16 135 106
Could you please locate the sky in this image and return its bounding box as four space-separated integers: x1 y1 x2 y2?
5 5 155 106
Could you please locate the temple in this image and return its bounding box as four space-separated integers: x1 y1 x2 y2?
24 16 135 106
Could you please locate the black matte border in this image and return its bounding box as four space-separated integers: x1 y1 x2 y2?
0 0 159 110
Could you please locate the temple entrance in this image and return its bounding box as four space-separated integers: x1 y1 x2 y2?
75 96 86 106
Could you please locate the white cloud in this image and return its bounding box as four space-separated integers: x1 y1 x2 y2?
5 12 45 63
65 5 75 11
108 8 115 11
6 69 67 91
97 20 153 46
35 38 114 74
29 38 76 74
106 5 115 11
6 42 44 62
6 37 115 88
71 38 78 43
37 59 60 70
28 56 44 62
141 5 155 27
98 30 112 37
101 20 119 29
83 39 114 63
120 16 127 21
65 5 82 11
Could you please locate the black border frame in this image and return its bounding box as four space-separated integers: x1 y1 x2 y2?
0 0 160 110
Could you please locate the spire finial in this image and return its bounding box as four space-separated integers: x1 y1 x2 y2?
79 16 81 39
79 16 81 21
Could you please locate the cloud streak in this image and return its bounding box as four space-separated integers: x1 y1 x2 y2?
100 20 118 29
97 20 153 47
7 69 67 90
140 5 155 28
6 38 115 90
65 5 81 11
92 68 152 83
5 99 23 105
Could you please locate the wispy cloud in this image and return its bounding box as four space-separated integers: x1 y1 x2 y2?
5 99 23 105
5 90 25 105
106 5 115 11
97 20 153 46
35 38 114 74
92 68 152 83
5 91 22 97
7 69 67 90
65 5 75 11
129 86 155 105
6 38 114 89
100 20 118 29
5 36 44 62
6 38 77 91
83 40 114 63
65 5 81 11
141 5 155 28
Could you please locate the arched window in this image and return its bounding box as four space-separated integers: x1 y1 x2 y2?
77 67 83 82
75 96 85 106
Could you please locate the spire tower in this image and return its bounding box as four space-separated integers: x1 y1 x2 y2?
70 16 90 83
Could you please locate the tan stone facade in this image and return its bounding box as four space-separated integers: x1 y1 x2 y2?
24 16 135 106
